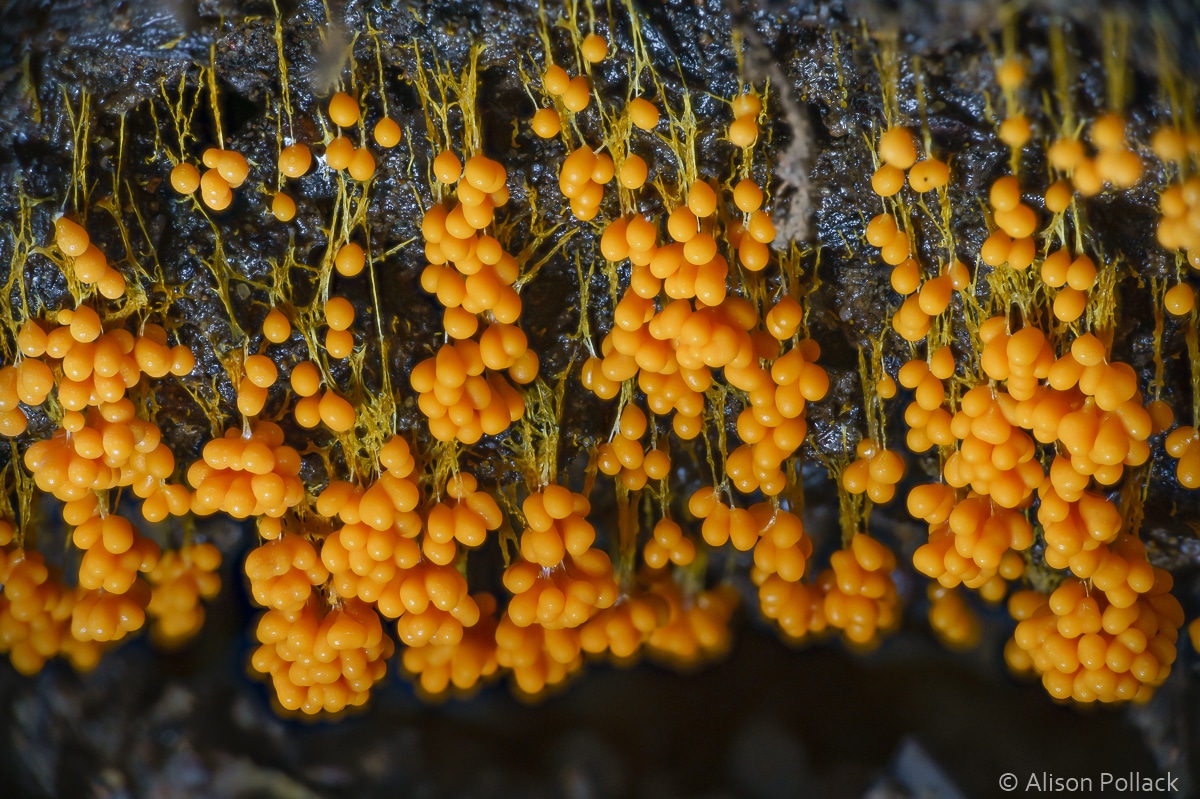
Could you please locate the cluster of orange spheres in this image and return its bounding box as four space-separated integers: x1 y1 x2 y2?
53 217 128 298
841 440 906 504
558 145 614 221
244 531 329 614
1042 352 1150 486
542 63 591 115
401 592 499 696
426 472 503 549
495 611 583 696
71 580 152 645
1035 248 1097 322
371 560 481 649
502 546 617 631
252 596 394 715
864 215 958 342
687 487 761 552
70 507 160 601
757 571 824 642
893 355 953 453
319 469 422 537
642 517 696 570
232 351 277 418
1006 573 1183 704
0 528 102 674
271 142 313 221
1037 480 1125 575
585 297 747 439
186 421 306 519
596 404 670 491
419 225 522 337
818 534 900 645
871 126 949 197
1154 130 1200 263
288 361 357 434
981 176 1039 270
324 91 381 182
728 339 827 496
319 499 422 605
24 401 182 523
982 317 1056 397
642 581 739 667
146 542 222 643
727 92 761 148
170 147 249 212
577 592 667 660
410 339 528 444
994 58 1033 150
1049 112 1144 198
519 484 597 569
912 491 1029 598
1166 426 1200 488
927 585 981 648
17 310 191 427
941 385 1044 510
747 507 812 587
0 348 52 437
310 467 484 649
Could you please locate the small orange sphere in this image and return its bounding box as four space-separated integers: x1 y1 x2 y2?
271 192 296 222
871 163 905 197
728 116 758 148
374 117 401 148
325 136 354 171
628 98 659 130
732 93 761 118
1165 283 1195 316
1090 112 1126 152
433 149 462 184
170 163 200 194
1048 137 1085 172
989 176 1021 212
543 65 570 95
531 108 561 139
328 91 360 127
1044 179 1073 214
279 143 312 177
733 179 763 214
999 115 1032 149
244 354 278 389
199 170 232 211
335 243 365 277
687 180 717 218
562 76 591 113
347 147 376 182
865 213 899 247
262 308 291 343
996 59 1026 90
290 361 321 397
319 390 356 432
581 33 607 63
878 127 917 169
908 158 949 192
217 151 249 188
55 217 90 256
325 296 355 331
619 155 649 189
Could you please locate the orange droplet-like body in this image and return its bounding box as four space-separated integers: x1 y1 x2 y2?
328 91 360 127
170 163 200 194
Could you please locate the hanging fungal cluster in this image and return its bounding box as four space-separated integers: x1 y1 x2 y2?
1 2 1198 715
